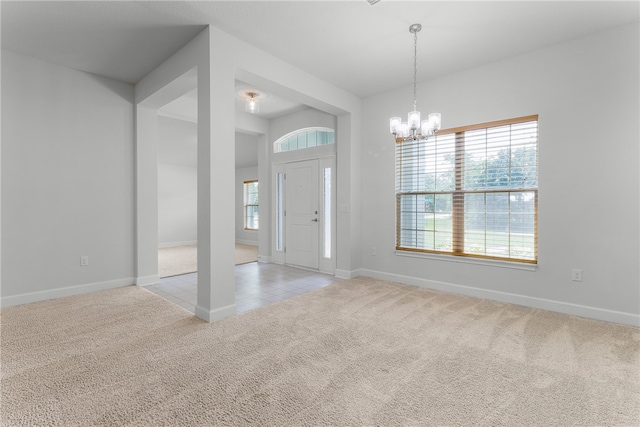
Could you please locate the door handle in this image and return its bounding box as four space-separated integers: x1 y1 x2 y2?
311 218 318 222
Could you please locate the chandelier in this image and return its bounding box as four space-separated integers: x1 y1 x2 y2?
390 24 441 142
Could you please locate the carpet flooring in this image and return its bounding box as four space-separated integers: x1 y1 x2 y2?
158 243 258 278
2 277 639 426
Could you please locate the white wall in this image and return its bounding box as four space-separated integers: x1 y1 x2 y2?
269 108 336 144
235 131 259 169
158 163 197 246
158 116 197 246
1 50 135 304
360 23 640 325
235 166 259 245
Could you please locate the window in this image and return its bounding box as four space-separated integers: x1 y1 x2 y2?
244 180 259 230
274 127 335 153
275 173 284 251
396 115 538 263
323 167 332 259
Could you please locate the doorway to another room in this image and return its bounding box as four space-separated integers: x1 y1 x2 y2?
142 68 340 317
156 88 260 280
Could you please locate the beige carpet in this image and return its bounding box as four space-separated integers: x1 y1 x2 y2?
158 243 258 278
2 277 639 426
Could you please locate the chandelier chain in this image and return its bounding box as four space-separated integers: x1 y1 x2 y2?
413 29 418 111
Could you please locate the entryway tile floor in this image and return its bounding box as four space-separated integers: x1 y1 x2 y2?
145 262 343 314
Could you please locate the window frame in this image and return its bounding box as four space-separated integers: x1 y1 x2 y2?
395 115 539 264
243 180 259 231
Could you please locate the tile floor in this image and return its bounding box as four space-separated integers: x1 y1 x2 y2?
145 262 343 314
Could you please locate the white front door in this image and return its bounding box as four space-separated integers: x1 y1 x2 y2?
285 159 319 269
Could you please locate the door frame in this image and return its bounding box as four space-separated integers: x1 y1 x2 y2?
272 153 336 274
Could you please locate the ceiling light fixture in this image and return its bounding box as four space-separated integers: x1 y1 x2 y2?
390 23 441 142
244 91 260 114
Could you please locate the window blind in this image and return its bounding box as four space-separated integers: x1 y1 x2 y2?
395 115 538 263
244 180 259 230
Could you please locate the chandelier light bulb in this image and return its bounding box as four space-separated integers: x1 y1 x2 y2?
421 119 435 136
390 117 402 135
408 111 421 130
400 122 410 138
429 113 441 131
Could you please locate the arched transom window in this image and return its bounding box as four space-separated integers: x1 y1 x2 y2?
273 127 335 153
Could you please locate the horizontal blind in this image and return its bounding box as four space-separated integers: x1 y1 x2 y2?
396 115 538 263
244 180 259 205
244 180 259 230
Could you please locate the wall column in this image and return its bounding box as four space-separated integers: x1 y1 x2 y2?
135 105 159 286
195 29 237 322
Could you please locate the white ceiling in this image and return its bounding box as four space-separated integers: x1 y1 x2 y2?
235 81 309 119
2 1 639 111
158 88 198 123
157 80 309 122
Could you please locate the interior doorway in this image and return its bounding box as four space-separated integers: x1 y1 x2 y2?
157 90 198 278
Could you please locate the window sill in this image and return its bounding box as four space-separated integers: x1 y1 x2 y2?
395 250 538 271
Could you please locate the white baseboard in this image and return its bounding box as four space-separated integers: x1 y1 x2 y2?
335 269 362 279
360 269 640 327
195 304 237 322
158 240 197 248
235 239 258 246
1 277 135 308
257 255 271 263
136 275 160 287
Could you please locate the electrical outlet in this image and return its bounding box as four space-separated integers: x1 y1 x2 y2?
371 246 377 256
571 269 582 282
80 256 89 266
